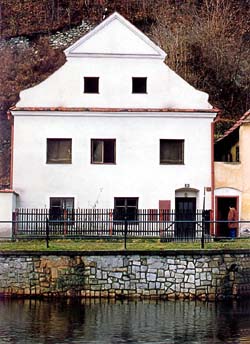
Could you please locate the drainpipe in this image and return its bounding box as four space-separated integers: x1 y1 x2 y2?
211 112 221 236
211 120 215 236
7 111 14 190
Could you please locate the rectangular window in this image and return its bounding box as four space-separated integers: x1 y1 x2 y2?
49 197 74 222
132 77 147 93
114 197 138 221
91 139 116 164
84 77 99 93
47 139 72 164
160 139 184 164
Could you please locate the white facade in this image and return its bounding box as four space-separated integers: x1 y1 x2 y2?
11 12 216 211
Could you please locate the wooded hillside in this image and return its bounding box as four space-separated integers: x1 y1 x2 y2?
0 0 249 188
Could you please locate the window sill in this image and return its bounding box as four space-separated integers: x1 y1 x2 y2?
91 162 116 165
221 161 241 164
160 162 184 165
46 162 72 164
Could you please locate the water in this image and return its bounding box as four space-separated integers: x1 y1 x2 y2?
0 298 249 343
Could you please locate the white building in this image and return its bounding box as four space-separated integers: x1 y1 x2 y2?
5 12 217 237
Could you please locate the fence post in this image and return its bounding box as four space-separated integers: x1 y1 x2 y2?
201 210 205 249
124 215 128 250
109 210 113 236
46 217 50 248
12 210 18 240
63 209 67 235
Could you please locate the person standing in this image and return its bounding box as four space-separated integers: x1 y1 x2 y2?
227 206 238 238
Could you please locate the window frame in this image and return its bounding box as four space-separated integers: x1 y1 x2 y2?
84 77 99 94
160 139 184 165
46 138 72 164
91 138 116 164
49 197 74 222
132 77 147 94
113 197 139 222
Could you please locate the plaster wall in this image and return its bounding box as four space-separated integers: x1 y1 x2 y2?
214 123 250 222
17 57 211 110
13 112 213 209
214 162 242 191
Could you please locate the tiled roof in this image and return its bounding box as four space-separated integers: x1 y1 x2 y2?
216 109 250 142
10 106 218 113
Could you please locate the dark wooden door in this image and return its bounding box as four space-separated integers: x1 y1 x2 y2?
175 198 196 239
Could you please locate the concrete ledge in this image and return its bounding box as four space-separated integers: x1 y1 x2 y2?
0 249 249 256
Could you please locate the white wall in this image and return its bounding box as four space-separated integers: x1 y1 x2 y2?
12 13 215 212
13 112 213 210
17 58 211 110
0 191 17 238
15 12 212 110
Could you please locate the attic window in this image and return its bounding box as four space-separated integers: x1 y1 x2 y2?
132 77 147 94
84 77 99 93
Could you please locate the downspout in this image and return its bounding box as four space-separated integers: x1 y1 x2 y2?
211 120 215 236
211 112 221 236
7 111 14 190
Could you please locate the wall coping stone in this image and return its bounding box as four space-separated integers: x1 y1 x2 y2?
0 249 249 257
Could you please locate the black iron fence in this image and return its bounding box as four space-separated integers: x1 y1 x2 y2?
12 208 211 241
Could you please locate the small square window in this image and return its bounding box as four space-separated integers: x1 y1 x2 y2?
160 139 184 164
91 139 116 164
47 139 72 164
132 77 147 93
114 197 138 221
84 77 99 93
49 197 74 223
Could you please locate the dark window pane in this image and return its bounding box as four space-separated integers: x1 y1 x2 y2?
84 77 99 93
49 198 74 222
104 140 115 163
127 199 137 207
47 139 72 164
132 77 147 93
91 139 115 164
114 197 138 221
92 140 103 163
127 207 137 220
160 139 184 164
115 198 126 207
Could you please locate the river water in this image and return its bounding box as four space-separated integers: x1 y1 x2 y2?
0 298 249 343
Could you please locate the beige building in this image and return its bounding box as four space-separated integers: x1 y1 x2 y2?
214 109 250 237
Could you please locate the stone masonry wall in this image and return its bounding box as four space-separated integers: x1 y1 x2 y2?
0 250 249 300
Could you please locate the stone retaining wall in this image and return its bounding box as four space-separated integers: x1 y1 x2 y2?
0 250 250 300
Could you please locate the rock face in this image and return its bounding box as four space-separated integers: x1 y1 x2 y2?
0 251 249 300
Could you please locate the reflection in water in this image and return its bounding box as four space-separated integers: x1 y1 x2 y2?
0 298 249 343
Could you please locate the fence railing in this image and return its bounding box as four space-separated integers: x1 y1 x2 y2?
12 208 212 241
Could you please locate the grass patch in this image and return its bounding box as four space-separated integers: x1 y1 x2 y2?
0 238 249 251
